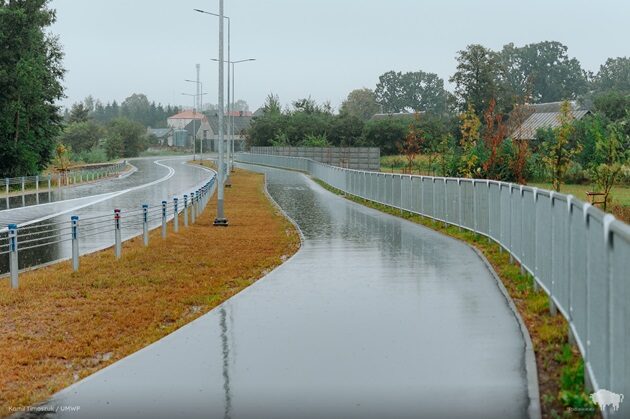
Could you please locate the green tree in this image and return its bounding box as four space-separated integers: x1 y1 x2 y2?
301 134 330 147
450 45 504 115
375 70 451 114
592 91 630 122
262 93 282 115
542 101 582 192
589 122 628 210
0 0 65 177
68 102 89 123
340 88 379 120
592 57 630 94
246 113 286 147
362 118 408 155
500 41 589 103
58 121 104 153
107 117 148 158
458 103 483 178
105 133 123 160
328 115 364 146
120 93 151 126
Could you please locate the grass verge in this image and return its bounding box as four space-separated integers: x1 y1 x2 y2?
0 168 300 415
313 178 599 419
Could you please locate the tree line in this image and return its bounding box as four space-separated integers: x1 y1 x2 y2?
55 93 182 164
247 41 629 205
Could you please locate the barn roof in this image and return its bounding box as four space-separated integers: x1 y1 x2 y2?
509 101 590 140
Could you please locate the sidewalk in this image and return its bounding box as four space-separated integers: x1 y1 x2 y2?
33 165 532 419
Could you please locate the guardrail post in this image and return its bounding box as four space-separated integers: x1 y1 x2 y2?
21 176 25 195
191 192 196 224
142 204 149 246
114 209 121 259
71 215 79 271
8 224 18 288
161 201 167 238
173 198 179 233
183 194 189 227
548 192 557 316
5 178 9 209
457 179 462 231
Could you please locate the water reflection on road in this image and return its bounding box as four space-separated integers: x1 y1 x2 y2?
41 164 529 419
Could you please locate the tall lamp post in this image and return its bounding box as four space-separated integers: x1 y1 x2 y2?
181 92 197 160
196 3 228 226
194 7 232 186
211 58 256 168
185 78 205 160
182 91 207 160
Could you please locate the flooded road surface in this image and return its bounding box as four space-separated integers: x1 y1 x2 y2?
0 157 213 275
38 165 530 419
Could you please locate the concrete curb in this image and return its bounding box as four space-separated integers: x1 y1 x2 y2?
117 163 138 179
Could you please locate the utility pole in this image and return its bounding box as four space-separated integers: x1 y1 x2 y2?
196 63 203 161
225 17 232 186
213 0 228 226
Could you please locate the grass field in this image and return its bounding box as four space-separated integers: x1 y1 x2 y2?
0 167 300 415
529 182 630 206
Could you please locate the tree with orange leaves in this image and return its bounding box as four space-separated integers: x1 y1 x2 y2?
482 98 508 179
398 113 424 174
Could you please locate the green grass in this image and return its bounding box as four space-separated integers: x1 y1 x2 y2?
381 154 437 175
529 182 630 207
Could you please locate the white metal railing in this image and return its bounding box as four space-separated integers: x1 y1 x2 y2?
236 152 630 413
2 162 129 207
1 174 217 288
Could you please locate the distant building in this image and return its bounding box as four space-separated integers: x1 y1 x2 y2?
509 101 590 141
166 110 212 148
203 110 253 152
370 112 423 121
146 127 173 147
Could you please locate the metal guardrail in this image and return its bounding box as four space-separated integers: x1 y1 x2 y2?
2 162 128 202
0 175 216 288
235 152 630 413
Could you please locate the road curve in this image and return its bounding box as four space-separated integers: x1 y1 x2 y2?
35 164 531 419
0 157 213 276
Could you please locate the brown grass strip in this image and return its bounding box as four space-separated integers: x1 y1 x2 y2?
0 168 300 415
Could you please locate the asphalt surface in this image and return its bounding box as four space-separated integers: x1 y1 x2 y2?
33 164 530 419
0 156 213 275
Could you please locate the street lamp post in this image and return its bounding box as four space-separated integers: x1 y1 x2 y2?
185 77 205 161
198 2 228 226
194 8 231 181
181 93 197 160
182 91 207 161
211 58 256 169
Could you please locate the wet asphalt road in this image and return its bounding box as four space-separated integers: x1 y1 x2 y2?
0 157 213 275
36 164 529 419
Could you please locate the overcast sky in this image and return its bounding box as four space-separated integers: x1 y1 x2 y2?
50 0 630 112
